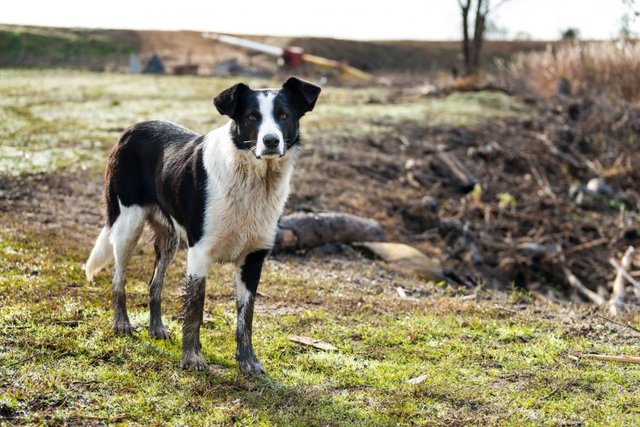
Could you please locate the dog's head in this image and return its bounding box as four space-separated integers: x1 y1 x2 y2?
214 77 321 159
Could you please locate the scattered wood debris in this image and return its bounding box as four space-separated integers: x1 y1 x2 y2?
289 335 338 351
542 386 561 400
594 314 640 335
405 374 428 385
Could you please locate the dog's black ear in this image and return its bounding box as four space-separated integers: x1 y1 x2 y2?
214 83 250 117
281 77 321 115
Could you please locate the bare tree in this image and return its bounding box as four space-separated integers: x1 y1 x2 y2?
457 0 510 76
621 0 639 38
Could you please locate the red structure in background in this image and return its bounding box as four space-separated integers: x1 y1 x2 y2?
203 33 371 80
282 46 305 70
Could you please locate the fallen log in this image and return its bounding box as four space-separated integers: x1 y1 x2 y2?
273 212 385 252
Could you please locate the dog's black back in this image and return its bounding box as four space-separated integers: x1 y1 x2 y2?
106 121 208 245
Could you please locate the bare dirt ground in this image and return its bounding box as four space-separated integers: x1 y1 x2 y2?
0 171 102 244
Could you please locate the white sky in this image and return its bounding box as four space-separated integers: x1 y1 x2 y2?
2 0 638 41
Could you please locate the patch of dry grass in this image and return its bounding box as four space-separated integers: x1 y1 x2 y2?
497 41 640 101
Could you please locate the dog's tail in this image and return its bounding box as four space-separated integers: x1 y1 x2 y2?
86 140 122 282
85 226 113 281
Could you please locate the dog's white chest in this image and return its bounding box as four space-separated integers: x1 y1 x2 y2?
206 182 286 263
198 133 295 264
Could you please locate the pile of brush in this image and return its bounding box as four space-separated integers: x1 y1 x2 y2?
416 94 640 312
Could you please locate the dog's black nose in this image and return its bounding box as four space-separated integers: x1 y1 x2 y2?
263 134 280 149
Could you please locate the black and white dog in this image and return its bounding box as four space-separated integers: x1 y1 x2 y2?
85 77 321 375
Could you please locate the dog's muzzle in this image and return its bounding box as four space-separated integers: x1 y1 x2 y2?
256 133 284 158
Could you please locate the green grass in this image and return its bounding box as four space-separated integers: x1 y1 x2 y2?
1 227 639 425
0 25 134 66
0 69 524 176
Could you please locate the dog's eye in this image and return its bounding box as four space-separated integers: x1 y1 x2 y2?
247 114 257 121
279 113 288 120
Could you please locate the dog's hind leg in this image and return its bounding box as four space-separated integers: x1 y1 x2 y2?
235 249 269 377
110 203 145 335
147 220 179 340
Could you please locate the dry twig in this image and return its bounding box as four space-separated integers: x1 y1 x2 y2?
608 246 634 315
563 267 605 305
595 313 640 335
578 353 640 364
542 386 561 399
7 354 37 367
563 237 609 255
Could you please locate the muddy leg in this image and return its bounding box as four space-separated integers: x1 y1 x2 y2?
148 225 178 340
236 249 269 377
181 247 209 370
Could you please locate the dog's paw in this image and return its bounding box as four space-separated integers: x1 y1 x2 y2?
113 320 133 335
238 358 266 377
181 351 207 371
149 325 171 340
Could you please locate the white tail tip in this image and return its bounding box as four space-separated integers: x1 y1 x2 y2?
85 226 113 281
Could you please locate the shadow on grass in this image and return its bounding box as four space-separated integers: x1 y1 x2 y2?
184 367 367 425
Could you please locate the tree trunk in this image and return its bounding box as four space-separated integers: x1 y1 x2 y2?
459 0 496 76
460 1 472 75
470 0 487 73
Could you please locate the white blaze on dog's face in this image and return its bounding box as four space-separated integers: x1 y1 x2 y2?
255 92 284 158
213 77 321 159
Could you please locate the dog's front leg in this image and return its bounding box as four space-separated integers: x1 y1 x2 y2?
235 249 269 377
181 275 207 370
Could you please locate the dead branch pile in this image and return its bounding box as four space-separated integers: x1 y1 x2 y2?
289 93 640 309
413 95 640 308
